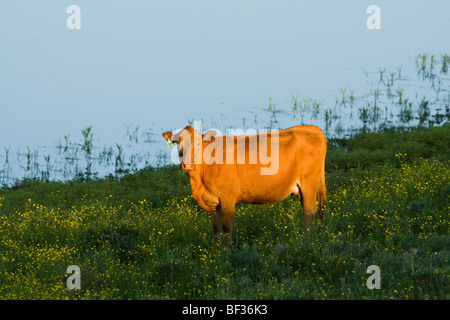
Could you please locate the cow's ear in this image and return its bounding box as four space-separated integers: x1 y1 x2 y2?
162 131 173 141
203 130 217 142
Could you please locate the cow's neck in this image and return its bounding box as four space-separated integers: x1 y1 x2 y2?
186 144 207 199
185 167 216 211
186 169 202 193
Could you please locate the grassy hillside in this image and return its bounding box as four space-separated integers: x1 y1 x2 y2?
0 124 448 299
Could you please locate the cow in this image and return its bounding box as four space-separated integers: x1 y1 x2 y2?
162 125 327 248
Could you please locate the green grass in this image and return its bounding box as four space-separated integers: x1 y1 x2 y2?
326 125 449 171
0 125 448 299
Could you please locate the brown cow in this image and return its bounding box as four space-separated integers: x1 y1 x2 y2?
162 125 327 247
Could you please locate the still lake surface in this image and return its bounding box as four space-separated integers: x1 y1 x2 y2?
0 1 449 184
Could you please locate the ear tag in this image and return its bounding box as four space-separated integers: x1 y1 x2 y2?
166 136 174 147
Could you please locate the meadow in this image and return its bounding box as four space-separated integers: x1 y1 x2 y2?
0 124 448 300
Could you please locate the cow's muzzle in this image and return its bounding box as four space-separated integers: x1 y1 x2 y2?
181 162 195 172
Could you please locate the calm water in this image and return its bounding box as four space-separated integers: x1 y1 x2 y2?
1 1 449 184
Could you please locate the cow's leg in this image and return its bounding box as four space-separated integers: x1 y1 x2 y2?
220 204 235 248
299 184 319 232
210 209 222 250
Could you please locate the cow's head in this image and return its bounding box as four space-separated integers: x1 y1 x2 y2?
162 126 217 172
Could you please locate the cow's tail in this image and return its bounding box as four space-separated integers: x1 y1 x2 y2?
318 165 327 221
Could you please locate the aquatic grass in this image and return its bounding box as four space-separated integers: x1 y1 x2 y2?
267 97 274 112
397 88 404 105
3 146 11 169
325 109 332 132
311 100 320 120
291 95 299 114
81 126 93 156
370 89 380 107
386 78 392 98
358 104 370 124
417 53 428 79
63 135 70 153
340 88 347 105
379 68 386 84
399 100 413 124
418 98 431 126
441 54 449 74
125 125 140 144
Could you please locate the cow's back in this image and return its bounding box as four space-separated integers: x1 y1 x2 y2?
201 125 326 205
236 125 326 203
